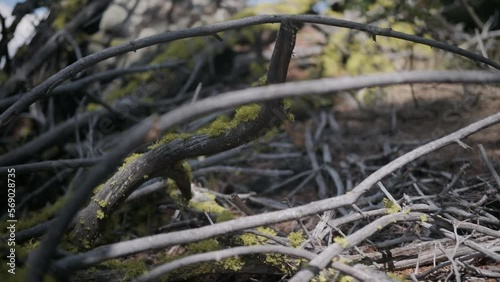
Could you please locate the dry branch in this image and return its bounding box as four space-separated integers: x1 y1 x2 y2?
52 111 500 274
2 14 500 126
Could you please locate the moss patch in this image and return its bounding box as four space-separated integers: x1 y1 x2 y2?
198 104 262 137
148 132 192 150
287 231 305 248
119 153 143 171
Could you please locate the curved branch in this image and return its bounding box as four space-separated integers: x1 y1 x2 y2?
70 20 298 249
52 110 500 273
2 14 499 126
132 245 316 282
0 61 183 111
131 244 376 282
0 0 113 98
155 71 500 132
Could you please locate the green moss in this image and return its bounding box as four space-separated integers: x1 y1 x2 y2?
86 103 102 112
92 184 104 194
217 257 245 271
186 239 220 253
288 231 305 248
106 80 140 102
82 238 92 249
200 115 233 137
119 153 143 171
383 198 401 214
249 64 268 82
180 161 192 180
262 127 280 140
234 104 261 123
312 272 328 282
198 104 262 138
95 199 108 208
104 72 152 102
346 51 393 74
148 132 192 149
240 233 262 246
52 0 85 30
420 214 428 222
151 37 207 64
102 258 147 280
216 210 235 222
257 226 277 236
321 29 348 77
96 209 105 220
189 196 226 214
333 236 349 248
232 0 313 18
264 252 303 275
339 275 354 282
166 179 183 201
240 227 277 246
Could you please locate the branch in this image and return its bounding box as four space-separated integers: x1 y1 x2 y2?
52 110 500 273
288 212 427 282
2 14 499 126
0 157 103 174
0 0 113 98
0 61 183 111
155 71 500 132
131 245 316 282
69 19 298 250
27 118 160 282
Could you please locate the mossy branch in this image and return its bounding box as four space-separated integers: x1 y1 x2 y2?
70 20 298 248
